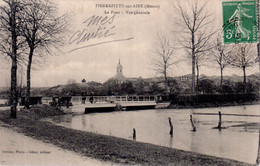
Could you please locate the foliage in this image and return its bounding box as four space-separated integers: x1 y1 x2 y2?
170 93 259 106
197 79 216 94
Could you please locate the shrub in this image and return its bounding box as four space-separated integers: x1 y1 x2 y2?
170 93 259 106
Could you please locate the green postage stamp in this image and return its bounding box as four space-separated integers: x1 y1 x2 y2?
222 0 258 44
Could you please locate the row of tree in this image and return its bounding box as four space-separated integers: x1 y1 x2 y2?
151 0 259 95
24 76 258 97
0 0 66 118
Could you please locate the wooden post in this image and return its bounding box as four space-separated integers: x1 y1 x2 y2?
190 115 196 132
257 128 260 166
168 117 173 137
217 111 222 129
133 128 136 140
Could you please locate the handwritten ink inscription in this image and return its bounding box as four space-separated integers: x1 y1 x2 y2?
69 14 116 45
68 14 133 53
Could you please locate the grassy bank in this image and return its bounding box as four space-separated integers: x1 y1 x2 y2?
0 105 253 165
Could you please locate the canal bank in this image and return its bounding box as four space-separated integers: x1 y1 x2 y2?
0 105 252 166
0 126 116 166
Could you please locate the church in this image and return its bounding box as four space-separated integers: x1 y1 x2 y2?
106 59 140 85
113 59 127 84
106 59 127 84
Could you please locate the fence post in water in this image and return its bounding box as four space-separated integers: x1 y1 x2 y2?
190 115 196 132
256 119 260 165
168 117 173 137
133 128 136 140
217 111 222 129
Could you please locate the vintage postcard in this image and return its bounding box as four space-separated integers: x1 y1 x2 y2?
0 0 259 165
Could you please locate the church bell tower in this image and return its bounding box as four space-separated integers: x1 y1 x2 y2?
117 59 123 76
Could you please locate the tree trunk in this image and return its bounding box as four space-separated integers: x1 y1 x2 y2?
25 48 34 109
220 67 223 93
196 63 199 93
191 33 195 94
10 0 18 119
164 71 168 94
258 43 260 69
10 57 17 118
164 69 169 101
243 66 246 94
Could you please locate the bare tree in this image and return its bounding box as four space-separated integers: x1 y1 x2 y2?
211 35 231 92
227 44 258 93
151 34 178 94
174 0 215 94
195 52 209 90
0 0 26 118
19 0 67 109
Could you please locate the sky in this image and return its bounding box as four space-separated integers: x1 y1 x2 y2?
0 0 259 87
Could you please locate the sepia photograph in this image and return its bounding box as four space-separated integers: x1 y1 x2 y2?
0 0 259 165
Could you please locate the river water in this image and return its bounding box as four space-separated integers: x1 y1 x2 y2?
45 104 260 164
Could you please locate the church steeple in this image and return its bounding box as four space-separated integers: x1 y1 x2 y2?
112 58 126 84
117 59 123 75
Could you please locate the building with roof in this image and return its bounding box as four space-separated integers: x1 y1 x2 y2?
112 59 127 84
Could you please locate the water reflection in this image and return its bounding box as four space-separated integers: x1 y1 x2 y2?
81 115 86 128
168 135 173 147
46 104 260 164
190 131 198 153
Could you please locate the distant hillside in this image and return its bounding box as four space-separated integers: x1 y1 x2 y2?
198 73 260 83
143 73 259 84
